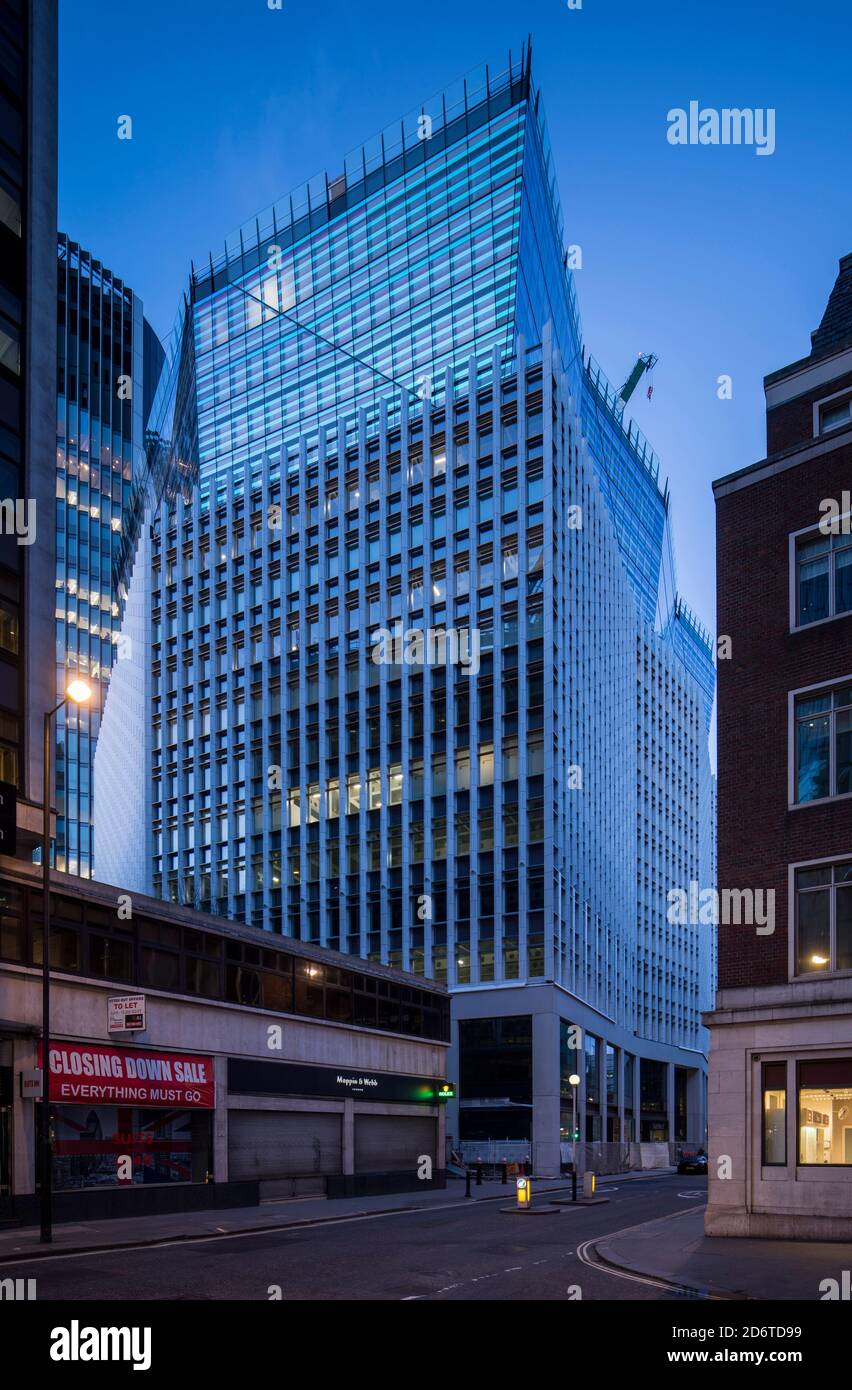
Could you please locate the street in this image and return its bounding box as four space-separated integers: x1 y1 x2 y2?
0 1175 706 1301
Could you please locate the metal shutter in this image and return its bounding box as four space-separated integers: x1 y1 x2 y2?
228 1110 342 1180
354 1114 437 1174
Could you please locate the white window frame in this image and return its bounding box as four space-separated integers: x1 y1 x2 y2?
789 514 852 632
787 671 852 809
813 385 852 439
788 852 852 982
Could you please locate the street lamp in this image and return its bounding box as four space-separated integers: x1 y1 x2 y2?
568 1072 581 1202
40 679 92 1243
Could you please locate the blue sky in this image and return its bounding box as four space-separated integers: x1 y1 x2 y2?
59 0 852 639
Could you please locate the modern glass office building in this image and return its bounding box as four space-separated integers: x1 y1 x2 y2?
97 45 715 1169
54 235 163 876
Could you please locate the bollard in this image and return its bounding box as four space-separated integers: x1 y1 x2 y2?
465 1168 472 1199
475 1161 483 1187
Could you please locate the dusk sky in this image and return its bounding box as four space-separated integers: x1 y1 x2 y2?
58 0 852 646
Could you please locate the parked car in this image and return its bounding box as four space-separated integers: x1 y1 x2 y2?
677 1150 708 1175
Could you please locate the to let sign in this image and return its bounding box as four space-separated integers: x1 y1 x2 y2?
108 995 146 1032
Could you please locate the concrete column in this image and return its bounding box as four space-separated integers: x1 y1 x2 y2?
532 1009 560 1177
686 1067 706 1146
666 1060 676 1147
616 1047 625 1143
343 1097 355 1175
598 1041 607 1148
213 1054 228 1182
12 1038 37 1197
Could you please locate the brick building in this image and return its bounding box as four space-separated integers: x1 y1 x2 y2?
707 254 852 1239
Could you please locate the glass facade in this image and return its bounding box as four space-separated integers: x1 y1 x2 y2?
96 48 715 1134
0 1 29 790
190 56 536 489
55 235 163 876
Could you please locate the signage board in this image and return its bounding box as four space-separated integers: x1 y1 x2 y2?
228 1057 447 1105
108 995 146 1032
20 1069 43 1099
38 1042 214 1108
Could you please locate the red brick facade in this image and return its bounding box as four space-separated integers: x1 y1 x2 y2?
715 261 852 990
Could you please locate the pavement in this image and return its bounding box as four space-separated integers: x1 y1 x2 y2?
0 1168 666 1263
592 1203 852 1301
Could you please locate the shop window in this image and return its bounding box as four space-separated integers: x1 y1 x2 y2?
50 1106 211 1190
798 1058 852 1165
762 1061 787 1165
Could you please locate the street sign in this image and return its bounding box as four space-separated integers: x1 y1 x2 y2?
20 1070 42 1099
108 995 146 1032
0 779 16 856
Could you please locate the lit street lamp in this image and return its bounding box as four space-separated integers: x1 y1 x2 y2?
569 1072 581 1202
40 679 92 1244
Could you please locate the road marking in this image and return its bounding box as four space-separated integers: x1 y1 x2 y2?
0 1174 685 1270
399 1252 578 1301
577 1206 716 1300
0 1184 589 1268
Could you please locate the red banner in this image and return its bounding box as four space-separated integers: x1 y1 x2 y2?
38 1042 214 1109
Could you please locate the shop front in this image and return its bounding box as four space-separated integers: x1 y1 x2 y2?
226 1057 446 1198
0 861 450 1223
40 1041 215 1194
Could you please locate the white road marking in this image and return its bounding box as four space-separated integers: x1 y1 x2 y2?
576 1206 715 1299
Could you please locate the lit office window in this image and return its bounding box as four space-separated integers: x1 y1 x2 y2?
795 861 852 975
798 1059 852 1165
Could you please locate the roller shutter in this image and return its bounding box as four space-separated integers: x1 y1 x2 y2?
354 1114 437 1174
228 1110 342 1180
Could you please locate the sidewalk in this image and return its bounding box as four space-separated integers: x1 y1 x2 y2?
0 1167 670 1263
595 1205 852 1301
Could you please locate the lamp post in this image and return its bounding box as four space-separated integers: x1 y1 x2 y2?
40 678 92 1244
568 1072 581 1202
